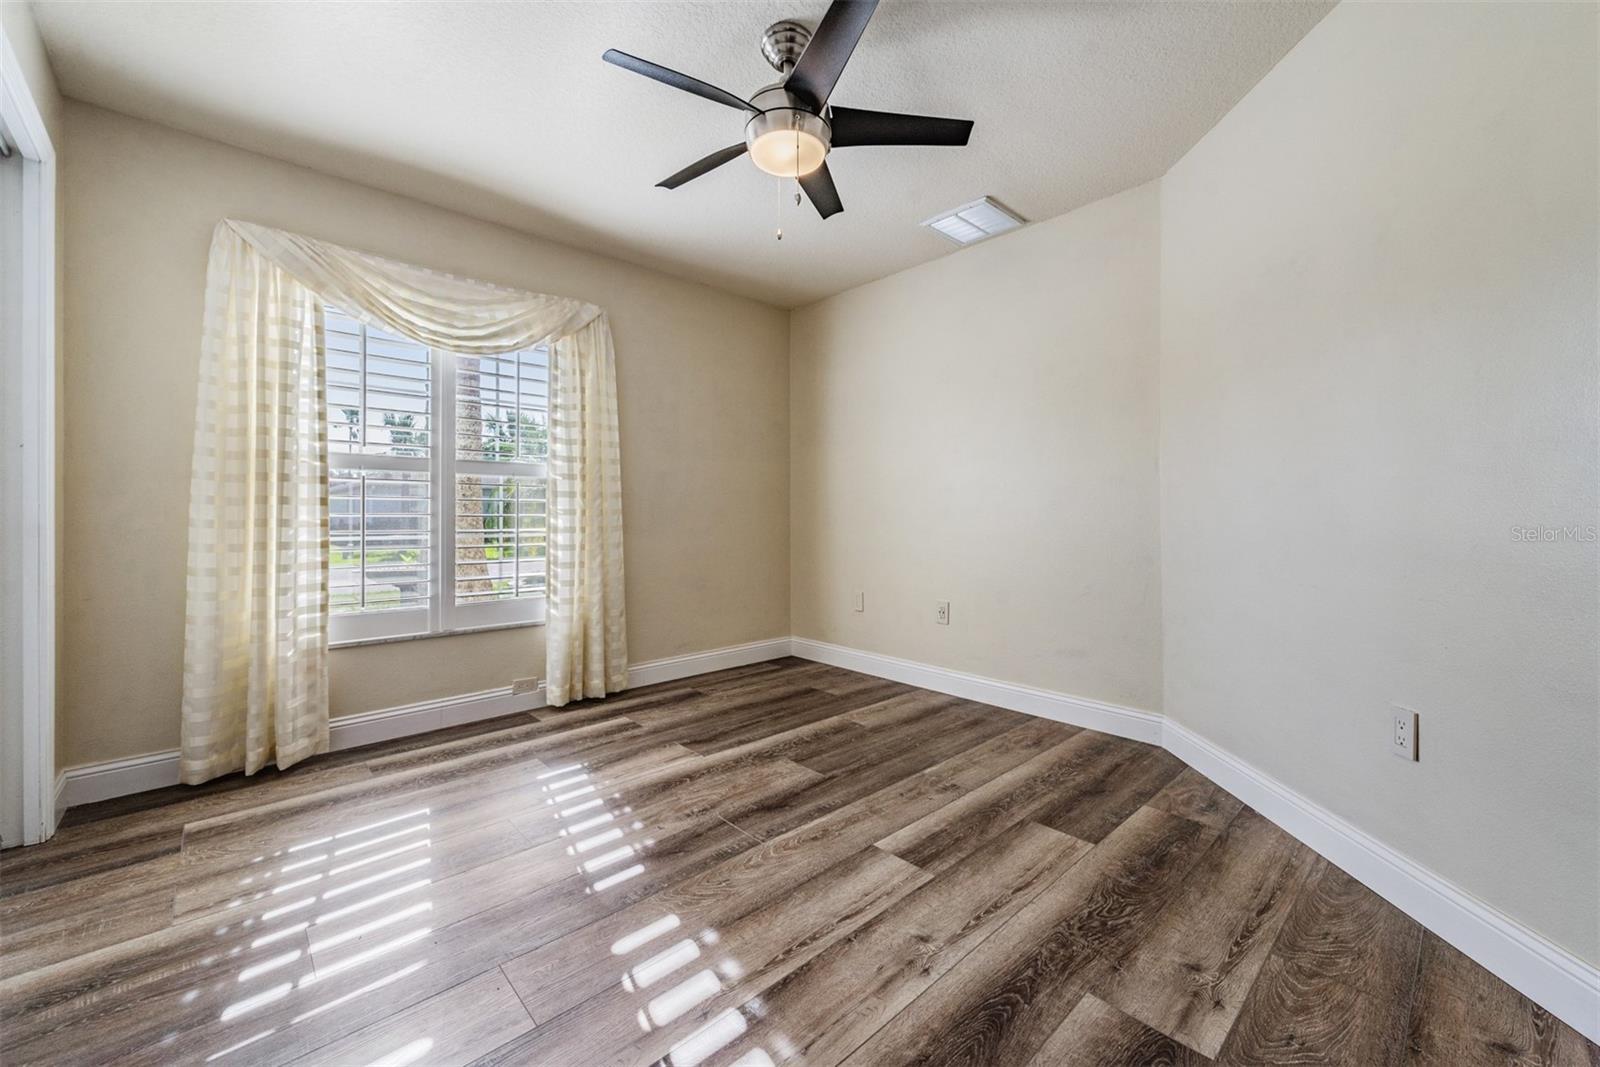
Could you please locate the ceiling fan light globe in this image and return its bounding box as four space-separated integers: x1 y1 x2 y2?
749 129 828 177
745 107 831 178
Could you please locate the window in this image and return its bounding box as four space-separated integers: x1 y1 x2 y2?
326 307 549 644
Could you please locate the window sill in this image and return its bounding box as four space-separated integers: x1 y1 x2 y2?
330 618 545 651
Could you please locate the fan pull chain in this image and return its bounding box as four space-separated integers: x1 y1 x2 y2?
774 126 806 240
793 127 806 207
793 129 803 207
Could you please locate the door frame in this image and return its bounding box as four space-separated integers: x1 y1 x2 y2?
0 22 57 846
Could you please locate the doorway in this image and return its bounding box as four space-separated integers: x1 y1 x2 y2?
1 118 24 846
0 32 58 848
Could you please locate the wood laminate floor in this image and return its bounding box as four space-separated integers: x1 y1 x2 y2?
2 658 1594 1066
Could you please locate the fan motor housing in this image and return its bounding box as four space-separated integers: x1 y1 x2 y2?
745 86 832 176
745 105 831 146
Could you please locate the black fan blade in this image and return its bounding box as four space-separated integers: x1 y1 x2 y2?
657 143 749 189
798 162 844 219
785 0 879 110
829 106 974 148
602 49 758 113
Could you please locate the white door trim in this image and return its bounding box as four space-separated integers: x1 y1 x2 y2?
0 23 57 847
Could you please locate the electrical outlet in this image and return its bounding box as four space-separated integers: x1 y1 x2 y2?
512 676 542 696
1391 706 1419 761
935 600 950 626
852 591 864 613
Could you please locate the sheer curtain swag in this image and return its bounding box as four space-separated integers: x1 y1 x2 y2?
181 219 626 784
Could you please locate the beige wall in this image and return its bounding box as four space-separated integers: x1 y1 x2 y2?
790 182 1163 712
60 101 789 768
787 0 1597 970
1161 1 1598 964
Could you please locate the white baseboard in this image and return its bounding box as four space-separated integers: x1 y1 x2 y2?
55 636 793 812
625 637 793 689
789 637 1164 744
59 748 189 809
785 636 1600 1045
48 631 1598 1041
58 686 546 809
327 684 550 751
1162 719 1600 1044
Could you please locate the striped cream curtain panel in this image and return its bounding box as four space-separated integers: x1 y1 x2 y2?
181 224 331 783
181 220 626 783
546 314 628 706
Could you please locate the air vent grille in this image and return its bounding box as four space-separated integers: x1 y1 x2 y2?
921 197 1025 246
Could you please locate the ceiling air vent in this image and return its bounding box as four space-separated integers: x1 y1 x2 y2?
921 197 1026 246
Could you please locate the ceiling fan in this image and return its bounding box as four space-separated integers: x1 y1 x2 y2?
602 0 974 220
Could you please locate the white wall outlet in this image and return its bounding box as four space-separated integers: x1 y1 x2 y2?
852 591 864 613
512 676 542 696
1391 706 1419 761
935 600 950 626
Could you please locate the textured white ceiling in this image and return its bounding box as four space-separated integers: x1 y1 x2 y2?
34 0 1332 307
